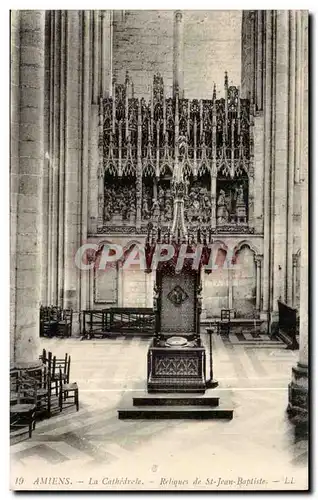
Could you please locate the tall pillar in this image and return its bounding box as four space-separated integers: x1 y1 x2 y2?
92 10 100 104
63 10 81 314
101 10 112 98
13 11 45 368
261 11 273 320
10 11 20 366
292 253 298 308
228 268 233 310
79 10 91 311
88 104 100 234
286 11 296 305
272 11 289 310
288 11 308 425
173 10 184 97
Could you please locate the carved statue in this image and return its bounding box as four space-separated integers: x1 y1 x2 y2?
217 189 229 224
235 184 247 224
164 189 173 221
192 199 200 219
151 198 160 223
158 186 165 212
164 203 173 222
142 198 150 220
177 134 187 158
153 283 160 312
217 189 226 206
236 184 245 205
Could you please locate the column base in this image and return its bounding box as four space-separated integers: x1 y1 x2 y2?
259 311 269 333
269 310 279 336
260 310 269 321
287 362 308 429
72 311 81 336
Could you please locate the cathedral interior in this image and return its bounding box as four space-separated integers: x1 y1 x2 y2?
10 10 309 490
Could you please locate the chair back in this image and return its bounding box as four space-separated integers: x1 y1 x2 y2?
17 374 37 404
10 369 19 394
40 348 47 363
221 309 231 322
50 355 57 379
66 355 71 383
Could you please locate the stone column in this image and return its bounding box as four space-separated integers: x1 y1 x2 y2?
211 165 217 230
292 253 298 308
13 11 45 368
288 179 308 423
255 11 264 112
63 10 81 319
101 10 112 98
88 104 100 234
117 263 124 307
79 10 91 312
261 10 273 320
272 10 289 311
173 10 184 97
286 11 296 305
92 10 100 104
10 11 20 366
288 11 308 425
228 267 233 310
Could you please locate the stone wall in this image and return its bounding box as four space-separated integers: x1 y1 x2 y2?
112 10 242 98
113 10 174 99
183 10 241 98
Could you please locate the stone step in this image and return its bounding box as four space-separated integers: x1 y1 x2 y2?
133 395 220 407
118 406 233 420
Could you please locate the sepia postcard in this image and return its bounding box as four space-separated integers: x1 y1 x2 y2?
9 8 309 491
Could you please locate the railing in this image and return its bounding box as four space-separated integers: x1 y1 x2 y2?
81 308 155 338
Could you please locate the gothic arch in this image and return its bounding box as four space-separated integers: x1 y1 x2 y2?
212 239 228 252
96 239 115 252
122 239 144 255
232 239 260 259
121 239 145 266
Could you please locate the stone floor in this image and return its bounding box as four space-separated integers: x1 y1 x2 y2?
10 333 308 491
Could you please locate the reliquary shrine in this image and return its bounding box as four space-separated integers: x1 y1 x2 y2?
98 71 252 234
91 71 264 321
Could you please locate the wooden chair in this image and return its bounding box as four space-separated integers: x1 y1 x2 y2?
10 368 20 405
56 309 73 338
10 374 37 438
50 353 70 396
34 365 52 419
58 365 79 413
218 309 231 336
39 348 47 363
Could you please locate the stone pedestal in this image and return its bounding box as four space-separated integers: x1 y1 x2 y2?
147 338 206 393
288 363 308 425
